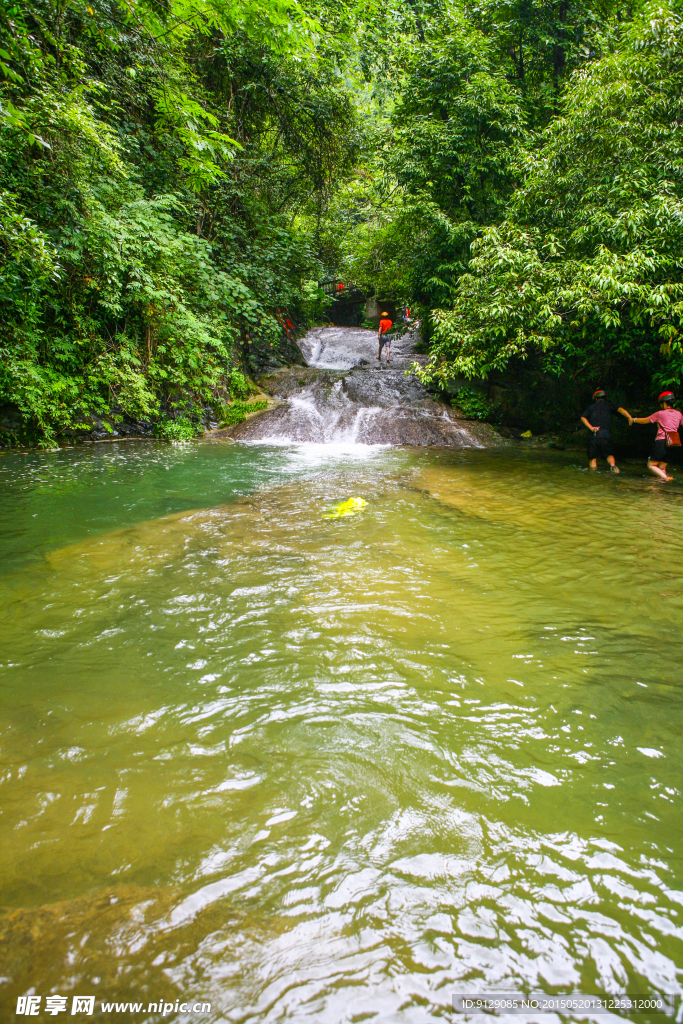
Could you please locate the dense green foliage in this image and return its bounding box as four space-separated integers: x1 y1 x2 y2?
427 5 683 394
332 0 683 413
338 1 627 303
0 0 359 442
3 0 683 441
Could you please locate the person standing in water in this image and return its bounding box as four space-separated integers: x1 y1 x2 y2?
632 391 683 481
580 389 633 473
377 312 392 365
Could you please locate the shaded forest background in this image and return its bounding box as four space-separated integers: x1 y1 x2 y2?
2 0 683 442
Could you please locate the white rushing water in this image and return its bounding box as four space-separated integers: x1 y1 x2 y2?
297 326 381 369
231 327 492 449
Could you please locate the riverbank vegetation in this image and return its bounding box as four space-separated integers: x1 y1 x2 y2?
2 0 683 441
0 0 359 442
337 0 683 426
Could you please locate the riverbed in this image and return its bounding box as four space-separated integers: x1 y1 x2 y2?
0 439 682 1021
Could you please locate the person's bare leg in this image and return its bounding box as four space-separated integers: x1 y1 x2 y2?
648 460 673 481
589 458 597 470
386 345 390 364
376 346 381 361
607 456 620 473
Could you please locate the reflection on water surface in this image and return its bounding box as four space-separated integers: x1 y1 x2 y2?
0 441 682 1022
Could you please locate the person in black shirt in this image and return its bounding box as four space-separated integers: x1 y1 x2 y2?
581 389 633 472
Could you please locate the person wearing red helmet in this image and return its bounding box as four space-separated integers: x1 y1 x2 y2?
376 312 392 365
580 389 633 472
632 391 683 481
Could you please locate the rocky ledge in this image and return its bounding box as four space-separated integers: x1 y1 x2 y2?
218 362 502 448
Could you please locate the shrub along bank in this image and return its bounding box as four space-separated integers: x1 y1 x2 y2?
333 2 683 425
4 0 682 447
0 0 355 445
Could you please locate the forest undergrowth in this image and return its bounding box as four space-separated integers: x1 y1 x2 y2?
2 0 683 442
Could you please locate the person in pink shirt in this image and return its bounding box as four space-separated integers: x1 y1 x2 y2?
632 391 683 481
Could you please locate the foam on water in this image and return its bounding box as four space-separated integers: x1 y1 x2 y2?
241 437 391 470
230 329 491 449
297 325 380 369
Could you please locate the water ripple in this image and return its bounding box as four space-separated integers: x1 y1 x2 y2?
0 447 682 1020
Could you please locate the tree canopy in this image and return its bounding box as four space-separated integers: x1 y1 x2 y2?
1 0 681 441
425 4 683 395
0 0 361 440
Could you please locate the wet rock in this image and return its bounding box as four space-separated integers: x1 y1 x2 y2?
246 332 306 374
223 326 504 449
0 403 23 440
297 325 425 371
60 410 155 442
257 366 324 398
226 362 500 448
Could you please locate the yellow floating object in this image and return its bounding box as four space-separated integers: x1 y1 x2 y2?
322 497 367 519
521 430 533 438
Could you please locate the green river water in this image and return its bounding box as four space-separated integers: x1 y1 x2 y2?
0 439 681 1022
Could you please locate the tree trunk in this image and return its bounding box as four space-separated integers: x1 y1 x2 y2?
553 1 569 94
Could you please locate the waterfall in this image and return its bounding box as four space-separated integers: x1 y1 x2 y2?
226 327 491 448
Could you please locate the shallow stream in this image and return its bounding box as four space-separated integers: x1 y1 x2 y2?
0 440 682 1021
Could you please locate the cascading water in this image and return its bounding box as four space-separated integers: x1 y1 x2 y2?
225 327 496 448
298 325 396 369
